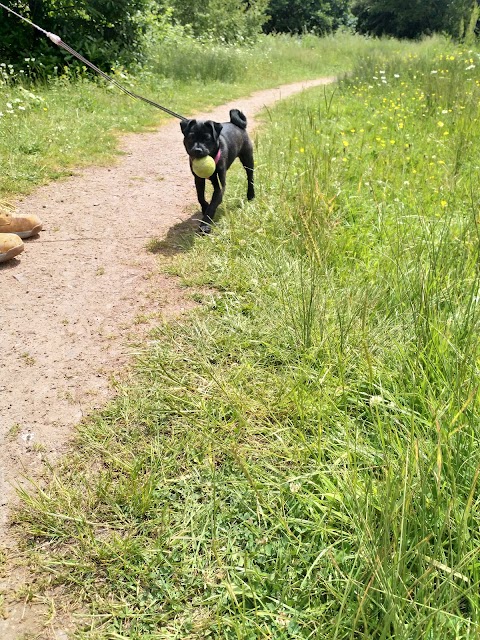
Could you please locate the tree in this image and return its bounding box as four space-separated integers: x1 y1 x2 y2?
163 0 269 42
352 0 464 38
445 0 479 40
264 0 353 35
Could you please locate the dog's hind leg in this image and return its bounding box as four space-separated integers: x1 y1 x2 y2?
239 147 254 201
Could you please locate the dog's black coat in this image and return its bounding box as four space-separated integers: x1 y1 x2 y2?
180 108 254 233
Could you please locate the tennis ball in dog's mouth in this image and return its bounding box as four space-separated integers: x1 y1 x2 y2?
192 155 216 179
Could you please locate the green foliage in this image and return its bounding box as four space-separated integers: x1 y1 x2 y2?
352 0 478 39
352 0 445 37
264 0 354 35
452 0 480 42
0 0 151 72
155 0 269 43
0 0 269 74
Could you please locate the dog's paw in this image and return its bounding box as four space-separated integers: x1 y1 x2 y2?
247 189 255 201
198 222 212 235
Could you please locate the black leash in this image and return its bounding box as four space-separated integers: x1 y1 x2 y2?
0 1 187 121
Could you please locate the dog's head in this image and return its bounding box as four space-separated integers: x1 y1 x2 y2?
180 118 223 159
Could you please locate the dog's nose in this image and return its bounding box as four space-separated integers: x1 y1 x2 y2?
191 146 206 159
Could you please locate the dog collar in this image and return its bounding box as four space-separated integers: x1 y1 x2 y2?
214 148 221 164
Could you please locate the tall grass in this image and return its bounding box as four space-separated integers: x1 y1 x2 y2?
146 32 406 84
13 36 480 638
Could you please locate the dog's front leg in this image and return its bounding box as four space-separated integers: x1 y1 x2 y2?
200 173 225 234
195 175 208 215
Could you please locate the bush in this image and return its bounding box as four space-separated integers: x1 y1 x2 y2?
0 0 151 73
264 0 354 35
165 0 269 43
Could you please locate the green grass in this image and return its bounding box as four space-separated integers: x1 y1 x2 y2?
1 32 421 198
12 35 480 638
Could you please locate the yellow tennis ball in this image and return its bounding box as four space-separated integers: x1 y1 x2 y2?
192 155 216 179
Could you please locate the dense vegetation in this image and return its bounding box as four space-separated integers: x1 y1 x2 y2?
264 0 354 35
352 0 478 40
0 0 269 70
1 0 479 72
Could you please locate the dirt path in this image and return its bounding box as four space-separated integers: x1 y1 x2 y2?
0 77 334 638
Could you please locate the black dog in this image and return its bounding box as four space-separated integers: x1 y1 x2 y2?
180 109 254 234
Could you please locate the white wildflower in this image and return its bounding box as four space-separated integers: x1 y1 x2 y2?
369 395 385 407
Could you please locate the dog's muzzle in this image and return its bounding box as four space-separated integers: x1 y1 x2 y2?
190 145 208 159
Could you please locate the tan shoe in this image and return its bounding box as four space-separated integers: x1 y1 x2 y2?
0 233 24 262
0 211 43 238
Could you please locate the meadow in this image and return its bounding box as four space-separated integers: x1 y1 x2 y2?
2 33 414 197
8 34 480 638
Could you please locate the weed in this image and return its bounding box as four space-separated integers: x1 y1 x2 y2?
20 352 36 366
7 423 22 440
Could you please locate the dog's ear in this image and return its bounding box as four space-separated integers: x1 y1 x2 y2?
180 119 196 135
206 121 223 140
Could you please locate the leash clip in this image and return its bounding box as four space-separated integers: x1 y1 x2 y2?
47 32 62 45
